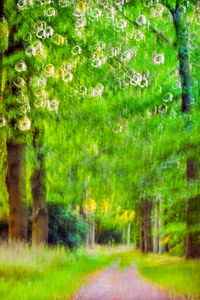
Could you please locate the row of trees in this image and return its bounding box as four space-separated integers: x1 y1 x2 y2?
0 0 200 258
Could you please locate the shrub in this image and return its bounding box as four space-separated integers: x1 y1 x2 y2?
97 227 122 244
48 203 87 248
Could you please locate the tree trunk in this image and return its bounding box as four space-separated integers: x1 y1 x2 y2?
122 228 125 245
141 226 145 252
0 5 8 216
3 0 29 242
91 217 95 247
158 211 165 254
134 220 140 249
164 208 169 253
140 199 145 252
6 142 27 241
86 216 89 247
31 130 48 244
186 157 200 258
172 7 200 258
153 201 159 253
127 223 131 246
134 205 141 249
173 8 194 112
135 231 140 249
143 199 153 252
86 215 95 248
96 221 101 244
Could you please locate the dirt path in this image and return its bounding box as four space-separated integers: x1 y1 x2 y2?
71 263 185 300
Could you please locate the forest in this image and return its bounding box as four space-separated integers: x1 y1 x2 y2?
0 0 200 299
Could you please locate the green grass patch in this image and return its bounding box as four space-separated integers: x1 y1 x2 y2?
113 250 200 299
0 243 115 300
1 244 199 299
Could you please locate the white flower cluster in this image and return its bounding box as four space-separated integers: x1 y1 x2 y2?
25 41 45 57
12 62 31 130
154 92 173 115
115 69 149 89
33 21 54 40
74 83 104 99
154 53 164 65
33 88 59 111
10 0 194 132
151 4 165 18
42 63 74 83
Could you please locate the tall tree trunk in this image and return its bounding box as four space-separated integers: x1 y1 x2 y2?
85 215 89 247
153 201 159 253
134 205 141 249
6 142 27 241
172 6 200 258
141 226 145 252
157 198 165 254
173 7 194 112
140 199 145 252
185 157 200 258
91 217 95 247
31 130 48 244
127 223 131 246
135 227 140 249
163 208 169 253
143 199 153 252
96 221 101 244
158 211 165 254
122 228 125 245
0 5 8 217
3 0 29 242
86 215 95 247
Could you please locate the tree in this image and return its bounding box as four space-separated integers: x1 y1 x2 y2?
165 0 200 258
0 1 8 221
6 142 27 241
122 0 200 257
31 127 48 244
2 0 29 241
1 0 200 256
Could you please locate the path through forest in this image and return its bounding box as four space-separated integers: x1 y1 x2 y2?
71 262 185 300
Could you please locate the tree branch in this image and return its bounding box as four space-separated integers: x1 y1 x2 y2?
4 42 24 57
175 0 180 11
148 23 173 45
116 7 173 46
165 0 174 15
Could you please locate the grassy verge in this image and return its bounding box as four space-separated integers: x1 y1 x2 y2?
0 243 115 300
113 250 200 299
1 244 199 299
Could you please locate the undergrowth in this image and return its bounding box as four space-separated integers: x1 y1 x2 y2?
0 242 115 300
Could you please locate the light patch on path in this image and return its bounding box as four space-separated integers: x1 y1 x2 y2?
71 263 185 300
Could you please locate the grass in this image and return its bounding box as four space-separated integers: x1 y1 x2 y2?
0 244 199 299
0 243 115 300
113 250 200 299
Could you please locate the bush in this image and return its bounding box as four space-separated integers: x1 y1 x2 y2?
48 203 87 248
0 221 8 242
97 227 122 245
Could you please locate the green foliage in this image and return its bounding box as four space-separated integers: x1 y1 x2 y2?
162 222 186 256
1 0 200 258
48 203 87 248
97 227 122 244
0 133 7 219
0 17 8 53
